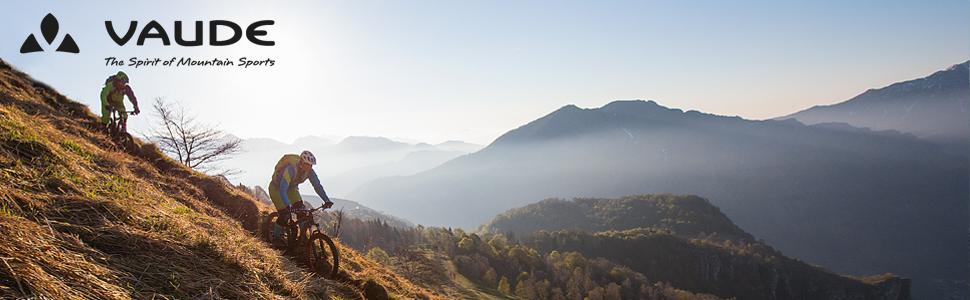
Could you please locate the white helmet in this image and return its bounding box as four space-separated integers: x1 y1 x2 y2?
300 150 317 165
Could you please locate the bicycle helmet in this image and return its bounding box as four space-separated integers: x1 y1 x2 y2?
300 150 317 165
115 71 129 83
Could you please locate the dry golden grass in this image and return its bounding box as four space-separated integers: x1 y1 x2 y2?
0 59 441 299
335 244 450 300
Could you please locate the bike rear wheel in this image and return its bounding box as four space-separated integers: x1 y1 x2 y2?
308 232 339 278
262 212 298 251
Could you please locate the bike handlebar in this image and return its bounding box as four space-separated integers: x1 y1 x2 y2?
109 110 138 116
285 204 329 214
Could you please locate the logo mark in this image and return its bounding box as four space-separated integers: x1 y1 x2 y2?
21 13 79 54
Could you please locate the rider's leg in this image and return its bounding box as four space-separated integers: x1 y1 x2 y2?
108 98 126 131
120 112 128 133
100 103 112 125
269 185 285 211
287 191 308 238
276 210 290 226
287 190 304 205
268 185 289 241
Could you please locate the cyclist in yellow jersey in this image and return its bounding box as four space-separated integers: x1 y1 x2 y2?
269 151 334 238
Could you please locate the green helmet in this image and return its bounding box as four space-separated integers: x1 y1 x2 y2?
105 71 128 84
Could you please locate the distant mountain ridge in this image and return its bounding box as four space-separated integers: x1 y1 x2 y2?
780 61 969 151
301 195 413 228
226 135 482 196
333 136 412 152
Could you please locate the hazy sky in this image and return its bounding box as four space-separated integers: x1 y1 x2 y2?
2 1 967 145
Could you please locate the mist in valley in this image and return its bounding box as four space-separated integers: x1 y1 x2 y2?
225 135 481 196
351 99 968 298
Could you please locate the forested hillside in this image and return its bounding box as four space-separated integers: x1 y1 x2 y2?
481 195 753 242
328 195 911 300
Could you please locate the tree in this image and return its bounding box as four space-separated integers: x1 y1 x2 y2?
587 286 605 300
563 252 587 270
488 234 509 252
497 276 512 295
148 98 242 175
604 283 622 300
458 236 475 252
515 277 537 299
483 268 498 286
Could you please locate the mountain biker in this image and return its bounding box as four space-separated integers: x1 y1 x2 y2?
100 71 139 133
269 151 334 240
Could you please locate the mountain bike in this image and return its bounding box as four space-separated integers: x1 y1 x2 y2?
106 109 137 143
261 204 340 278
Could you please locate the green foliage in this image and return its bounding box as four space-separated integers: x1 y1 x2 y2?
172 204 193 216
0 112 39 144
58 139 91 159
90 174 135 199
0 203 15 217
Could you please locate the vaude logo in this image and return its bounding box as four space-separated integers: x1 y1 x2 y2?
104 20 275 46
20 13 80 54
18 14 274 54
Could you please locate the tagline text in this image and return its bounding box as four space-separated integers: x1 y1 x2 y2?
104 57 276 68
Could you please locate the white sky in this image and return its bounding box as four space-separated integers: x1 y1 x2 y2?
2 1 967 145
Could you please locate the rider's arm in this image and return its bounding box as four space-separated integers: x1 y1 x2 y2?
308 169 332 204
100 87 109 105
125 86 139 113
277 164 297 208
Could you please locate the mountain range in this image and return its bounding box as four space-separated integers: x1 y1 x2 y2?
352 62 969 299
2 53 963 299
780 61 969 153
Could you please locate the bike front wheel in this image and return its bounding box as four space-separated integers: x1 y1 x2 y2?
308 232 339 278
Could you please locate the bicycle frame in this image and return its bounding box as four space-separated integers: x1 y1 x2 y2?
107 109 137 134
280 204 332 246
291 206 323 241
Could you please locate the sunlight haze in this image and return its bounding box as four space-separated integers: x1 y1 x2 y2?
2 0 967 144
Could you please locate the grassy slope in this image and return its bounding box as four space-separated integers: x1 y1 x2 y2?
0 59 441 299
391 248 508 299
